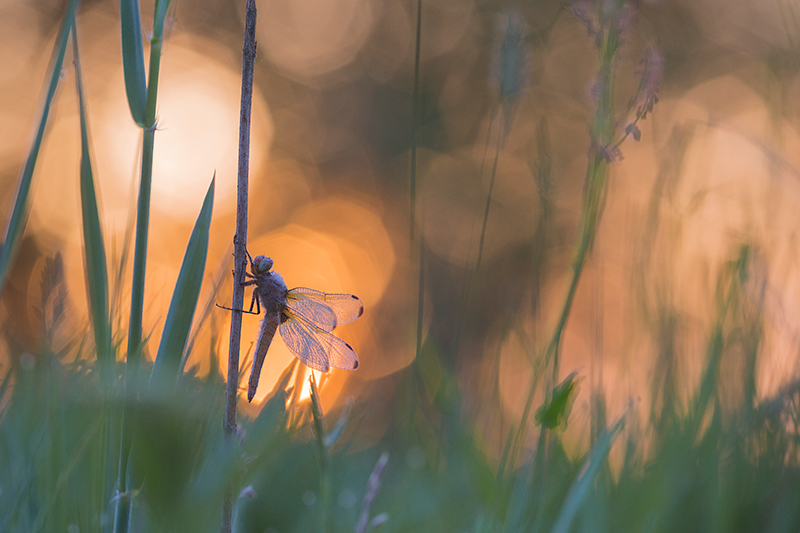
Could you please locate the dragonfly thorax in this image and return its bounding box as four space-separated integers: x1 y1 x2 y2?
254 269 288 315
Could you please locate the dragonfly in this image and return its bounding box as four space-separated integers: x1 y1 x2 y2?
227 250 363 402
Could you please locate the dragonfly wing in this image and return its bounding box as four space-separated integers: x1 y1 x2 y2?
279 309 359 372
285 289 337 332
287 287 364 329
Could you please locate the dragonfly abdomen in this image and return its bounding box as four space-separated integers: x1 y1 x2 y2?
248 312 280 402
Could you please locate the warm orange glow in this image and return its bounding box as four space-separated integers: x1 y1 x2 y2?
256 0 376 82
5 0 800 464
94 34 274 223
420 149 539 266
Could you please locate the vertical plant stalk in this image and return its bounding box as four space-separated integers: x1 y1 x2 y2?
114 1 171 530
453 107 498 355
511 9 622 471
409 0 422 243
475 123 504 273
221 1 257 531
411 0 425 363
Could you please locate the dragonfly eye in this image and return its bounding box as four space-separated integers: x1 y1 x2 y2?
253 255 273 273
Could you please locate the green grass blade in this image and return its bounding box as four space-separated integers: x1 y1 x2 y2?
73 22 112 377
120 0 147 126
150 178 215 389
153 0 173 37
551 414 626 533
0 0 80 296
308 374 331 532
501 455 534 533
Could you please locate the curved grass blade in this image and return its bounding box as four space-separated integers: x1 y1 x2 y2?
153 0 173 37
551 414 627 533
120 0 147 126
73 22 112 377
150 178 215 389
0 0 80 296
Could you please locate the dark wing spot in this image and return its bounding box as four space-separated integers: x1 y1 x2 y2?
351 295 364 317
345 341 359 369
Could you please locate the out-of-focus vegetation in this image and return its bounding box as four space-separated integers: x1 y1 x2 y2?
2 0 800 531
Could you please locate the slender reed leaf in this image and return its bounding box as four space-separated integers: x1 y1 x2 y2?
117 0 171 518
150 178 215 389
409 0 422 242
120 0 147 126
501 457 534 533
73 22 112 375
309 374 331 532
0 0 80 296
153 0 173 37
551 414 626 533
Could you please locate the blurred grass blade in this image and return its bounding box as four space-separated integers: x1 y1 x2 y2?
180 247 231 371
323 398 352 448
73 22 112 375
150 178 215 389
153 0 173 37
120 0 147 126
551 414 626 533
308 373 331 531
0 0 79 296
501 457 534 533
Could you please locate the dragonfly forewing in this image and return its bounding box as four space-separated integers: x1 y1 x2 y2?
285 290 337 332
287 288 364 329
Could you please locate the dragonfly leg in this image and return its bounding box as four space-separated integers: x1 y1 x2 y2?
244 247 255 268
233 234 256 279
248 289 260 314
215 302 260 314
215 290 261 315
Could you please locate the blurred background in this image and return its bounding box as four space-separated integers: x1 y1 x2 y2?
2 0 800 530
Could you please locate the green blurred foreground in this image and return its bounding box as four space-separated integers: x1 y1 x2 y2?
1 246 800 532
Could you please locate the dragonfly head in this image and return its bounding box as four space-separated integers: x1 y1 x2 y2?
252 255 274 274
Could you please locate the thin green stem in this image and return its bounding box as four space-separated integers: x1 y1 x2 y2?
475 124 504 273
415 235 425 360
411 0 425 365
510 10 621 472
114 15 167 533
410 0 422 243
453 107 497 356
